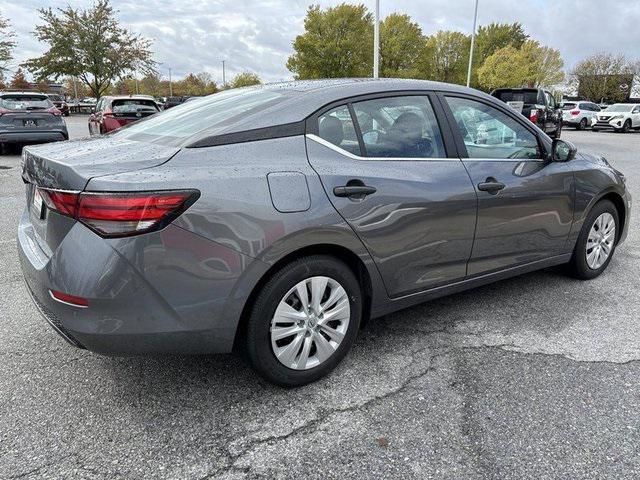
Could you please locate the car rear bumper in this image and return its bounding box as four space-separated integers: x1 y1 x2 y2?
18 209 262 354
0 130 68 143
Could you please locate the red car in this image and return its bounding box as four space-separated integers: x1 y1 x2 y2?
88 96 160 135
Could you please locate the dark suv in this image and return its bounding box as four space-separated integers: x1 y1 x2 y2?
0 92 68 148
492 88 563 138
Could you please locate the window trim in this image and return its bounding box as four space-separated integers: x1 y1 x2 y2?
306 90 458 160
437 92 551 162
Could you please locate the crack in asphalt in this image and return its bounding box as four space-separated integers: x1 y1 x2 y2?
202 348 450 479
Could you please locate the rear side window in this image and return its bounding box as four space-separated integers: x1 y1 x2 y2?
318 105 361 155
351 96 446 158
445 96 540 160
115 88 285 145
563 103 577 110
0 95 53 111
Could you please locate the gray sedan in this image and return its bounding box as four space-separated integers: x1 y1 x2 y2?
18 79 631 386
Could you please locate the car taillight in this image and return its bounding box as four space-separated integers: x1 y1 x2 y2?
570 110 580 116
37 188 199 237
0 107 10 116
46 107 62 116
102 108 113 117
529 108 538 124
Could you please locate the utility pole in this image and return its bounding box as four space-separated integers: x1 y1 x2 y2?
168 68 173 96
466 0 479 88
135 76 139 95
373 0 380 78
222 60 226 88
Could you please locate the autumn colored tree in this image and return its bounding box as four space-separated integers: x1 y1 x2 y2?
10 67 30 89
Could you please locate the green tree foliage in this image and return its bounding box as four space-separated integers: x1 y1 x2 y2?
379 13 423 77
416 31 470 84
0 13 15 69
229 72 261 88
477 45 529 90
478 40 564 90
475 22 527 62
571 53 639 103
172 72 218 96
519 40 564 87
287 4 373 79
24 0 156 99
10 67 30 90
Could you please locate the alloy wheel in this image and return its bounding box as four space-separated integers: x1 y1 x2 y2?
585 212 616 270
270 276 350 370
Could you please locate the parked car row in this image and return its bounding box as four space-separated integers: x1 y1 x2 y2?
492 87 640 135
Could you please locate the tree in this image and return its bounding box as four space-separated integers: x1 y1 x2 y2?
571 53 638 103
477 40 564 91
287 4 373 79
471 22 528 86
416 31 470 84
172 72 218 96
63 76 91 99
477 46 529 90
24 0 156 99
229 72 261 88
519 40 564 87
10 67 30 89
379 13 423 78
0 13 15 70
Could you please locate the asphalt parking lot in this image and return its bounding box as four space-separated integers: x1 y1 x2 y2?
1 116 639 479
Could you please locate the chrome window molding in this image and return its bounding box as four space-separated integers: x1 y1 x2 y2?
307 134 545 163
305 134 457 162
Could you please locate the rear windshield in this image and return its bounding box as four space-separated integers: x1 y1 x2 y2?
603 104 634 112
115 88 285 146
562 103 577 110
0 95 53 111
494 90 539 105
112 99 158 113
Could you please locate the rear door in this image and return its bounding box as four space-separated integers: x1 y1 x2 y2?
306 93 477 298
441 93 574 276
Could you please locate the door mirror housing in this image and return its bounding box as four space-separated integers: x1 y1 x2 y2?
551 139 577 162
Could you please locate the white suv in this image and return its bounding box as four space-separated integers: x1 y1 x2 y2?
562 101 601 130
592 103 640 132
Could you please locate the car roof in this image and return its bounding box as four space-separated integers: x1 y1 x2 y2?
0 91 48 96
211 78 495 136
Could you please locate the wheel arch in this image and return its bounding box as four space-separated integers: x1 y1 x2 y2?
598 191 627 243
232 243 375 352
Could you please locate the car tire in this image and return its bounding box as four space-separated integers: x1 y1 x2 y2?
577 118 587 130
567 200 619 280
622 120 631 133
245 255 363 387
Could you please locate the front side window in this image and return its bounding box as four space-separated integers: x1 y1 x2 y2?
317 105 360 155
351 95 446 158
446 96 540 160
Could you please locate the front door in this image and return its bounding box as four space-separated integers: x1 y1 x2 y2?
306 94 477 298
442 94 574 276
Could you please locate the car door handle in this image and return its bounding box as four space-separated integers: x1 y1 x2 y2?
333 185 377 198
477 179 505 194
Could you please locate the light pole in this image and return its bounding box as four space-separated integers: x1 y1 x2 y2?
466 0 479 88
222 60 226 88
373 0 380 78
168 68 173 96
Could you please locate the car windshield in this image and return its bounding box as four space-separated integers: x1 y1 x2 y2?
603 104 634 112
112 99 158 113
114 88 285 145
0 95 53 111
494 90 539 104
562 103 576 110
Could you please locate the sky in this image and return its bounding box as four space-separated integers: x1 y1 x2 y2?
1 0 639 84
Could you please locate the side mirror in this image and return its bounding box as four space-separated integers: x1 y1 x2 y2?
551 139 577 162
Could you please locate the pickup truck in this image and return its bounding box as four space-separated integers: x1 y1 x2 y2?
491 88 563 138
